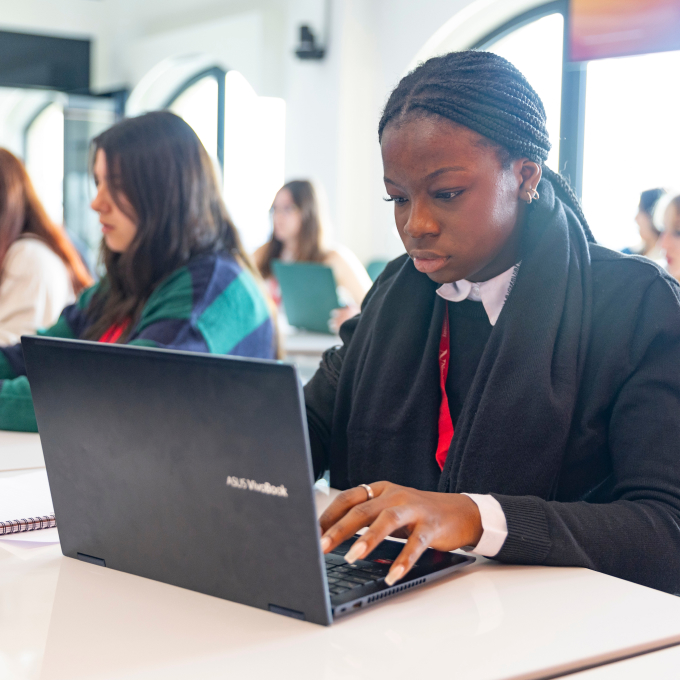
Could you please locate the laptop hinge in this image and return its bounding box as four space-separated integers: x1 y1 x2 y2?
77 552 106 567
268 604 305 620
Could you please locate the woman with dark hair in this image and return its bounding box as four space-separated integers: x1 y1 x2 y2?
622 188 666 260
254 180 371 312
0 149 91 344
661 194 680 281
0 111 276 431
308 51 680 594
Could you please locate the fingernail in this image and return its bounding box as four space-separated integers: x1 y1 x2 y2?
320 536 331 552
384 565 405 586
344 541 367 564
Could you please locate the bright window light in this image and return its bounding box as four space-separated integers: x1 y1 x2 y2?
25 103 64 225
169 76 218 160
582 50 680 250
485 13 564 170
222 71 286 253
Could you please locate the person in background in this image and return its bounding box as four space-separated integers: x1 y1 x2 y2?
254 180 372 330
0 111 276 432
660 195 680 281
622 188 665 261
308 51 680 595
0 149 91 344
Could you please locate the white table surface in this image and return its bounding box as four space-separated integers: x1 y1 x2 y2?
0 431 44 471
3 479 680 680
281 329 340 383
281 329 340 356
568 643 680 678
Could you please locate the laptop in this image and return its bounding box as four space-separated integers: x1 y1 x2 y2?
22 337 474 626
272 260 342 334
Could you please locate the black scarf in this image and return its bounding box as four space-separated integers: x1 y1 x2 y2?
328 178 593 498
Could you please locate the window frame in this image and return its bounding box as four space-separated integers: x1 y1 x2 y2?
471 0 587 197
164 66 227 173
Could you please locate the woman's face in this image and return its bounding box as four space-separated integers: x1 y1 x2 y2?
91 149 138 254
271 188 302 244
381 115 538 284
661 204 680 280
635 210 657 245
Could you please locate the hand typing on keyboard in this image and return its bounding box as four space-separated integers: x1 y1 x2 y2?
318 482 482 586
324 555 390 595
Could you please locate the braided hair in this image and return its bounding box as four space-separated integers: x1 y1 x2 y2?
378 51 596 243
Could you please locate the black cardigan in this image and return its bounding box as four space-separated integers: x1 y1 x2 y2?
305 181 680 595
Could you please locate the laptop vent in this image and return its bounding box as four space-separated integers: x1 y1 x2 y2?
366 577 427 604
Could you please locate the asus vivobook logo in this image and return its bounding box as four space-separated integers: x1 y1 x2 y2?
226 476 289 498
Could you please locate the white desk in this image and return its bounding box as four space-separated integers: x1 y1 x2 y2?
568 644 680 678
2 480 680 680
282 329 340 356
0 431 44 471
281 329 340 384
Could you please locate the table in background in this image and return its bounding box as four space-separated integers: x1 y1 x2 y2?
281 328 340 383
0 431 44 471
2 479 680 680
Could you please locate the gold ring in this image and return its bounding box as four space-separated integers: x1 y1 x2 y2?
358 483 374 501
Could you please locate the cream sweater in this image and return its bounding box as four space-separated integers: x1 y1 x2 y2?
0 236 75 345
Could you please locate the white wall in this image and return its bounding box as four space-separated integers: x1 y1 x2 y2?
0 0 522 263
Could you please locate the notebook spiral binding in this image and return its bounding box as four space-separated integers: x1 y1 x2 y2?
0 514 56 535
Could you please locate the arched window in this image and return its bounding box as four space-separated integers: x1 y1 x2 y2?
160 67 285 253
166 67 225 169
472 2 568 185
221 71 285 253
471 1 680 249
580 48 680 250
477 10 564 171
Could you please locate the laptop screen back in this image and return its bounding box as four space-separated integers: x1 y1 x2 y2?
23 337 332 625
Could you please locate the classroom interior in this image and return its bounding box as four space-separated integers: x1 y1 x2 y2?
2 0 680 678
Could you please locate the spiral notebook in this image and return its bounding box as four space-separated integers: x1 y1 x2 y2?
0 469 58 543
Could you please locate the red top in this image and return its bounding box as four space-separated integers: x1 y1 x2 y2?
436 305 454 470
98 320 130 344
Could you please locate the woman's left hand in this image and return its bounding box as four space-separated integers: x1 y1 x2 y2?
319 482 483 585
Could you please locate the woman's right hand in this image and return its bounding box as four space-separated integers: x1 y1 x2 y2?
319 482 483 585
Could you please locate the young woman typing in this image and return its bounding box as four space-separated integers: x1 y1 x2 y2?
0 149 91 344
307 52 680 593
254 180 372 328
0 111 276 431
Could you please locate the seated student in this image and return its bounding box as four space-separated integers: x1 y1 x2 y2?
254 180 372 329
307 51 680 594
660 195 680 281
0 149 91 344
622 188 665 261
0 111 276 432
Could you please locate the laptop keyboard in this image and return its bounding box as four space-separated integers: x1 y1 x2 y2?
324 552 391 596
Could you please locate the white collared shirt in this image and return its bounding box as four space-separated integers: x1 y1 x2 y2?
435 262 520 326
435 263 520 557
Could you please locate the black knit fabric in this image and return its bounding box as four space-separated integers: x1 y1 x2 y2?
490 495 551 563
304 176 680 594
445 300 492 428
